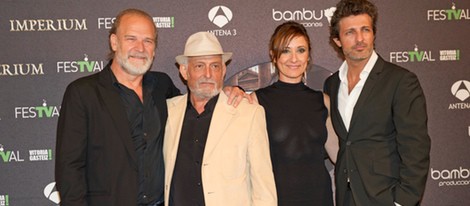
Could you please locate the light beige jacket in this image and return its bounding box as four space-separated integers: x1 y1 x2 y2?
164 92 277 206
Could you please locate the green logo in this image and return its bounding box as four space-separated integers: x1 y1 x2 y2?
0 195 9 206
35 100 60 118
77 54 103 72
29 149 53 161
153 17 175 28
446 3 469 20
0 145 25 163
0 150 25 163
408 45 435 62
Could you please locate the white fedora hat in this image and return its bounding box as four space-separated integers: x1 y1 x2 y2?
176 32 232 65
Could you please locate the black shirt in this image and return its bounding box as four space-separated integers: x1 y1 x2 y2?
169 94 219 206
112 73 164 205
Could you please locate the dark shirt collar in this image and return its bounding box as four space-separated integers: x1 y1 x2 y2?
186 92 219 116
109 68 156 93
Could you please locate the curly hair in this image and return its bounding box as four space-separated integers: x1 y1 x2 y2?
329 0 378 54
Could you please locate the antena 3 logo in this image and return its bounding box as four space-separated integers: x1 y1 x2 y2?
390 44 460 63
10 19 87 32
57 54 105 73
207 6 237 37
431 167 470 187
449 80 470 110
44 182 60 204
272 7 336 28
14 99 61 119
0 63 44 76
427 2 470 21
0 194 9 206
209 6 232 28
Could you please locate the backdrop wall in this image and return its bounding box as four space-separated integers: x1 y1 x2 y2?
1 0 469 205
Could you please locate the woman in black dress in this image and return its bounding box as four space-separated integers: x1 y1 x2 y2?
251 21 338 206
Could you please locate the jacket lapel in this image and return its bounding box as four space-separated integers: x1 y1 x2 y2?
203 93 236 160
330 74 349 139
348 56 385 131
166 94 187 165
97 66 138 170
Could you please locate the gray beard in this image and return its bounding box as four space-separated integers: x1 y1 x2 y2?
116 54 152 76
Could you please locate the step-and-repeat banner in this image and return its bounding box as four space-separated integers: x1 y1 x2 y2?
1 0 469 205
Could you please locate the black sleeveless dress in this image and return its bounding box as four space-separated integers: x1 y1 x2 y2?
256 81 333 206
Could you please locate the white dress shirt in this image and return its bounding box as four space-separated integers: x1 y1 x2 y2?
337 51 378 131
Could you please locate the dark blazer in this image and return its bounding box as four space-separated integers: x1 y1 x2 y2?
324 56 430 206
55 63 180 206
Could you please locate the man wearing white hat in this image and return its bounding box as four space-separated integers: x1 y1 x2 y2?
163 32 277 206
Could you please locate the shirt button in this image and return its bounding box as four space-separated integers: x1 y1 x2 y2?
143 133 147 136
346 141 352 146
143 195 147 199
195 139 199 143
197 182 201 186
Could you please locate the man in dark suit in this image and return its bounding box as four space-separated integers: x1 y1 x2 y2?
324 0 431 205
55 9 178 206
55 9 245 206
